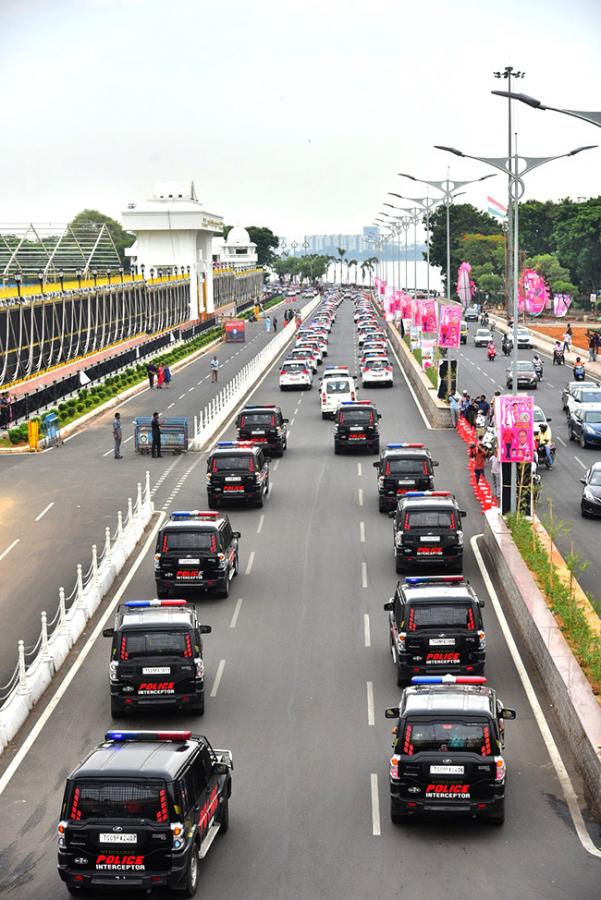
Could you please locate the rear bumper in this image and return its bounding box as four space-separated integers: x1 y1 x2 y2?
390 790 504 819
396 655 485 678
110 685 204 710
395 548 463 565
156 572 229 592
58 856 188 891
208 488 261 504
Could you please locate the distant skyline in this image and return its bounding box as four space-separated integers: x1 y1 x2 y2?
1 0 600 242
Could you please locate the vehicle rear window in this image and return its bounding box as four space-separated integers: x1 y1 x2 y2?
327 380 352 394
408 603 476 629
386 459 429 475
211 455 253 472
69 781 169 821
120 631 192 659
162 531 215 551
402 720 492 755
405 510 455 529
240 413 274 426
365 359 388 369
282 363 306 373
339 409 373 423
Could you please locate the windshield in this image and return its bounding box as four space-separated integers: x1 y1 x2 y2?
584 412 601 423
405 510 455 529
589 469 601 486
211 455 253 472
533 409 546 422
580 392 601 404
162 531 216 551
385 459 429 475
409 603 477 629
121 631 191 658
402 720 492 755
516 362 533 371
326 380 352 394
70 780 169 821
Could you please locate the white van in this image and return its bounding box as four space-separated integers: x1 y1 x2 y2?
320 375 357 419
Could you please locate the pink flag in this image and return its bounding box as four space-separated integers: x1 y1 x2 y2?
553 293 572 317
518 269 548 316
438 304 462 348
457 262 473 306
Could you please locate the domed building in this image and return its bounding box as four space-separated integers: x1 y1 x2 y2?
212 225 258 270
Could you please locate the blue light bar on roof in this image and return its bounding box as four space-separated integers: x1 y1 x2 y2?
411 675 487 685
105 730 192 742
170 511 219 520
405 576 465 585
124 599 187 608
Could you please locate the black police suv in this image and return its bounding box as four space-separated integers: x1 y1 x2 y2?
385 677 515 825
103 600 212 717
155 511 240 600
383 576 486 686
57 730 233 896
206 441 270 508
235 404 289 456
334 400 381 454
374 443 439 512
391 492 466 574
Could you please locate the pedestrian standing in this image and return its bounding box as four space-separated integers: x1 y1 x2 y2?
589 333 597 363
470 442 487 484
164 365 172 387
147 363 157 389
449 393 459 428
112 412 123 459
210 355 220 383
151 411 162 458
265 315 271 333
490 453 501 498
563 325 572 354
460 391 471 419
489 390 501 425
157 364 165 389
273 316 278 332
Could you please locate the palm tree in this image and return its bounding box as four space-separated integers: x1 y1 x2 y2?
347 259 358 286
336 247 346 286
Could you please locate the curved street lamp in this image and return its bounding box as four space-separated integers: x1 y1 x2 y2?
491 90 601 129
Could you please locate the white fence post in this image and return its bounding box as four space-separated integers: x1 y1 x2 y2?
104 526 112 567
127 497 133 525
16 641 29 697
136 482 142 514
91 544 99 590
58 587 68 636
75 564 86 612
117 511 124 549
40 611 52 663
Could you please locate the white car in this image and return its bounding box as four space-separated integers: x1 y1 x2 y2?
279 360 313 391
296 341 323 365
320 375 357 419
361 358 393 387
474 328 493 347
532 405 552 440
289 348 318 373
564 386 601 419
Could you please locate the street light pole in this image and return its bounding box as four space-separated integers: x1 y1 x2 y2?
491 90 601 129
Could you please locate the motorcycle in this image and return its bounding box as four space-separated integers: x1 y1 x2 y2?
536 442 556 469
574 364 586 381
533 360 544 381
487 345 497 362
553 347 565 365
502 338 512 357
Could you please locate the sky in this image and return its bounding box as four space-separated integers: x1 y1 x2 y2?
1 0 600 240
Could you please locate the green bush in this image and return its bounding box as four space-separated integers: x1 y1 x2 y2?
8 427 21 444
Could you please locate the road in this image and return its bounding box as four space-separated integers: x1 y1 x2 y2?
0 303 309 691
455 324 601 606
0 298 599 899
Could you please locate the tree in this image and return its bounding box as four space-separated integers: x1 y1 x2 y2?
552 199 601 295
336 247 346 284
523 253 576 297
519 200 565 258
69 209 134 266
361 256 378 288
347 258 358 285
427 204 501 292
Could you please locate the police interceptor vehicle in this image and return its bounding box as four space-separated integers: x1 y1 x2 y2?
154 511 240 600
385 676 515 825
392 491 466 574
235 404 288 456
103 600 212 717
206 441 270 508
57 730 233 896
334 400 380 454
279 360 312 391
374 444 439 513
383 576 486 686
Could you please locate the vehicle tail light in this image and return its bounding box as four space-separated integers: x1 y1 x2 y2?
339 413 344 424
408 608 416 631
156 788 169 823
450 513 456 529
119 636 128 661
161 535 168 552
271 416 276 426
422 462 429 475
481 725 492 757
210 534 217 552
351 392 356 400
322 393 326 401
57 820 67 835
240 416 245 427
390 754 400 779
398 631 406 650
70 788 81 820
212 459 218 474
466 608 475 631
248 457 255 473
494 756 506 781
369 413 375 426
403 514 410 530
403 725 414 755
183 634 193 658
384 462 391 475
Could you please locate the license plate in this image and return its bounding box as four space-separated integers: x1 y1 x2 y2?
224 485 244 492
349 434 365 440
178 558 199 564
397 480 413 485
417 547 443 555
350 427 363 431
225 476 241 482
251 430 265 435
99 833 137 844
429 638 455 646
430 765 464 775
142 666 171 675
420 536 441 542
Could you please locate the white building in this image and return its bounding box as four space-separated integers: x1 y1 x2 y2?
122 181 223 318
212 225 258 269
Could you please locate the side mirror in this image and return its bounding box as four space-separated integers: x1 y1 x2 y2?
232 531 241 539
388 510 396 519
372 461 379 468
283 418 290 423
102 628 114 638
383 601 393 612
580 477 586 484
432 460 439 467
199 625 212 634
385 707 399 719
460 510 467 518
500 708 516 720
214 762 231 776
546 417 552 422
478 599 485 608
378 414 382 420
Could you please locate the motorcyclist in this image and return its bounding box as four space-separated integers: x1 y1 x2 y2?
487 339 497 360
553 341 565 365
532 353 544 380
502 334 512 356
573 356 585 380
537 423 553 468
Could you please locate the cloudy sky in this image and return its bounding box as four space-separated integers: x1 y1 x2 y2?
1 0 600 238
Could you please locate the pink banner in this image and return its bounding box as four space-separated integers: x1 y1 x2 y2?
400 293 413 319
553 293 572 317
438 304 462 348
457 262 473 306
495 395 534 464
420 298 438 333
518 268 548 316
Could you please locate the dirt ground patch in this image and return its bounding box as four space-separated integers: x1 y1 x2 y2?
530 324 597 352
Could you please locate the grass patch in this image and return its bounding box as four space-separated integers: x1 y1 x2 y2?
506 511 601 694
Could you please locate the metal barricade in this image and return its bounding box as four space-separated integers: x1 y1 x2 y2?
134 416 189 454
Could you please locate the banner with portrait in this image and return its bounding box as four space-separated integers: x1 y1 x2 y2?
438 304 462 348
495 395 534 464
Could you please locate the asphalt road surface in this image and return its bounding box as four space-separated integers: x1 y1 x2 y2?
455 324 601 606
0 298 599 899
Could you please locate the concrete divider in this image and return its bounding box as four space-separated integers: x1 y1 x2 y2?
384 319 452 428
0 474 154 753
482 508 601 816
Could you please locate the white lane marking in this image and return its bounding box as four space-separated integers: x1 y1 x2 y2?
358 488 364 507
102 447 114 457
188 387 195 392
257 514 265 534
210 659 226 698
556 435 566 447
198 380 203 385
0 513 166 797
471 534 601 859
371 774 381 836
167 402 175 410
364 613 371 648
274 459 280 471
359 521 365 543
387 338 434 431
361 561 368 588
124 435 133 443
245 551 255 575
178 393 185 400
357 463 362 476
574 456 587 469
366 680 375 726
0 538 20 562
294 407 299 415
34 502 54 522
230 598 244 629
290 417 295 425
